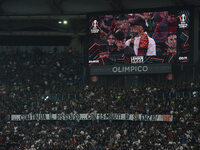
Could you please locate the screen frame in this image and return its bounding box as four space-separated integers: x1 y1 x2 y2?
85 6 194 75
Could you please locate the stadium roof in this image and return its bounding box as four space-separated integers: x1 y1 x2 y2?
0 0 199 36
0 0 199 15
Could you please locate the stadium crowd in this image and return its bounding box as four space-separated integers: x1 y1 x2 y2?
0 49 199 149
89 11 181 65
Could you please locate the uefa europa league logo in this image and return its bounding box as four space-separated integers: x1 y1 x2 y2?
178 14 188 28
91 20 100 33
179 14 186 23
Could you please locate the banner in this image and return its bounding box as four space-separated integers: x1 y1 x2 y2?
90 64 171 75
11 113 173 122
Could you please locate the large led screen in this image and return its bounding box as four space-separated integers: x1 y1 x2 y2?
88 9 191 65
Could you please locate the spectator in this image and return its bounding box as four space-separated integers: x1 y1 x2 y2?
0 48 199 149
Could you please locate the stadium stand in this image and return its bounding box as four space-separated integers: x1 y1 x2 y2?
0 49 199 149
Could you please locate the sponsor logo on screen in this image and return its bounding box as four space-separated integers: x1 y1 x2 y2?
131 56 144 64
178 56 188 60
89 60 99 63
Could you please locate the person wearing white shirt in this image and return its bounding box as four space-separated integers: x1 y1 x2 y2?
126 17 156 56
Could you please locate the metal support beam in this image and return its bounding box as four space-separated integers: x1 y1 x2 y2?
193 8 199 64
0 15 86 20
0 31 86 36
45 0 64 15
105 0 124 11
0 0 5 14
172 0 200 6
